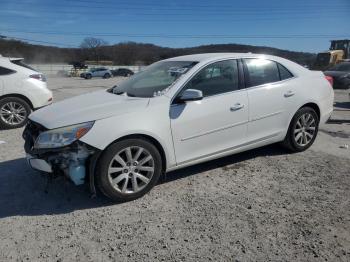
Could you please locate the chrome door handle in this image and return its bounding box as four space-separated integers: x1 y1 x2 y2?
284 91 295 97
230 103 244 111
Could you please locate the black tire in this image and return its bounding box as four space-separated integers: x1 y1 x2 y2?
282 107 319 152
85 74 92 79
96 138 163 202
0 97 31 129
103 73 111 79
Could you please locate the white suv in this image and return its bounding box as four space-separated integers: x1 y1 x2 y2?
0 55 52 129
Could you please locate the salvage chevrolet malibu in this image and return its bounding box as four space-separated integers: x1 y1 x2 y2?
23 53 334 202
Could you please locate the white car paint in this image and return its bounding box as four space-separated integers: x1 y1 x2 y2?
29 53 334 172
0 55 52 109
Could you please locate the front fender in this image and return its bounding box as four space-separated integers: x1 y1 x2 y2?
79 106 176 170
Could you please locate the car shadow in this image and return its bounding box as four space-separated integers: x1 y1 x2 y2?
0 144 287 218
163 144 286 183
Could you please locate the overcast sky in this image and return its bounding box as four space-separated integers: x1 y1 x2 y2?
0 0 349 52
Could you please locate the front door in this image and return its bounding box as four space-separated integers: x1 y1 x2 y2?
170 59 249 165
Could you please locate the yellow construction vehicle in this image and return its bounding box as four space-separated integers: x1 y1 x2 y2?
313 40 350 70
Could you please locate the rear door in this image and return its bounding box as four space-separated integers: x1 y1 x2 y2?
170 59 249 164
242 58 295 142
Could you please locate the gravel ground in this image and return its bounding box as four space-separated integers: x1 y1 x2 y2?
0 77 349 261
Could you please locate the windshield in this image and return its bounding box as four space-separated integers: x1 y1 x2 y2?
111 61 198 97
329 63 350 72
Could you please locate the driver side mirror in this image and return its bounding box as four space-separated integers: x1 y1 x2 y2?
174 89 203 104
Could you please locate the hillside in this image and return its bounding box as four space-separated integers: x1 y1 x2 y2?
0 39 315 66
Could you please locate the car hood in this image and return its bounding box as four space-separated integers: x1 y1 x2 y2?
29 90 150 129
324 71 348 78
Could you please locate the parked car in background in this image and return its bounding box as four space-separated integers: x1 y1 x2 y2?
0 55 52 129
111 68 134 77
80 67 112 79
23 53 333 202
324 62 350 89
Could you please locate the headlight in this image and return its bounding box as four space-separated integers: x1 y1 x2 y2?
34 121 94 149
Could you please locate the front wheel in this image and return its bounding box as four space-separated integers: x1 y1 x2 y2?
282 107 319 152
0 97 31 129
96 138 163 202
103 73 111 79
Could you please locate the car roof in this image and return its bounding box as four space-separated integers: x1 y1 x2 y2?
164 52 308 74
164 53 280 62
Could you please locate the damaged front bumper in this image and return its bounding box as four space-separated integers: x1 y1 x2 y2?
23 120 101 189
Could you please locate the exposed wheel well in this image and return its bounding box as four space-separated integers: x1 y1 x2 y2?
111 134 167 173
0 94 34 109
300 102 320 119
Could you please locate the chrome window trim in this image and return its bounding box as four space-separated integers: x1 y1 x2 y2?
170 57 297 104
241 58 297 90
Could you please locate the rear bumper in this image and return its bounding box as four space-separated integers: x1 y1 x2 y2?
24 79 53 109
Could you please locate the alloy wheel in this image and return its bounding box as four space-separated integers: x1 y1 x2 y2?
294 112 316 147
107 146 155 194
0 102 27 126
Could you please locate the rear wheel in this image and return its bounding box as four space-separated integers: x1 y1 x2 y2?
85 74 92 79
103 73 111 79
96 138 163 202
282 107 319 152
0 97 31 129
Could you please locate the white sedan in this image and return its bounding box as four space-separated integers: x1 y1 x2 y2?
23 53 334 202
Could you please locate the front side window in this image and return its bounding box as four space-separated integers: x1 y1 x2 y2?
0 66 15 75
182 60 239 97
244 59 280 87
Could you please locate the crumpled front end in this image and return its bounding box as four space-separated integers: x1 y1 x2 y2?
23 120 99 186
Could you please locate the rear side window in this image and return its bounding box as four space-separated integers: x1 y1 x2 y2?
244 59 280 87
243 59 294 87
0 66 15 75
278 64 293 80
183 59 239 97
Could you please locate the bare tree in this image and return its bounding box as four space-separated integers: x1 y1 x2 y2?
80 37 108 62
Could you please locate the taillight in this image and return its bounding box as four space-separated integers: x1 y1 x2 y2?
325 75 333 87
30 74 46 82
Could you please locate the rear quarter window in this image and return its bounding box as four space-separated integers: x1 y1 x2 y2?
278 64 294 80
